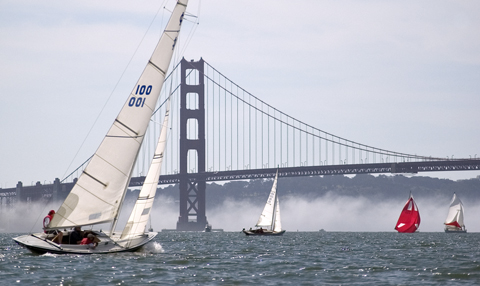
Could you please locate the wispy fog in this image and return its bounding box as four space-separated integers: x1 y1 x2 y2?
205 192 480 233
0 201 60 233
2 193 479 233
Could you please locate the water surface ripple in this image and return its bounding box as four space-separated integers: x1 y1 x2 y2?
1 232 479 285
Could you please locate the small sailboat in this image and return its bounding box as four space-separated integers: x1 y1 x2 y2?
13 0 189 254
204 222 212 232
243 170 285 236
444 193 467 233
395 193 420 233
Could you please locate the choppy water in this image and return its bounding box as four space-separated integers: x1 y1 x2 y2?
1 231 479 285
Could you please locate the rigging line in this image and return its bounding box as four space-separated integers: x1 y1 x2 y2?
202 62 441 161
196 60 389 159
61 155 93 183
61 1 169 181
177 0 201 59
224 76 227 170
206 66 209 170
129 93 173 238
230 80 233 169
179 13 200 57
201 72 439 161
166 73 175 175
145 61 180 166
219 72 222 169
150 82 176 126
181 0 201 56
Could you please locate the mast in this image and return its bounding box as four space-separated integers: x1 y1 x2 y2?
49 0 189 231
110 1 188 235
271 191 278 231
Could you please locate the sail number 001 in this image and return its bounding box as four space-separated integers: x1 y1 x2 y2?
129 85 152 107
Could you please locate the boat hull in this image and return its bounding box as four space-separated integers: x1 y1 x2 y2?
13 231 157 255
242 230 285 236
445 229 467 233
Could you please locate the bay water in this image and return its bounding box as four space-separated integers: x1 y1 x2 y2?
1 231 479 285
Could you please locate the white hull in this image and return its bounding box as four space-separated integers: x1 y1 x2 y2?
13 231 157 255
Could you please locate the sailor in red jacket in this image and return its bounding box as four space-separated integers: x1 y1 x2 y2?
43 210 63 244
80 233 100 249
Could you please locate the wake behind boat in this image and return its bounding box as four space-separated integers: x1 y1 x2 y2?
13 0 189 254
395 192 421 233
243 170 285 236
444 193 467 233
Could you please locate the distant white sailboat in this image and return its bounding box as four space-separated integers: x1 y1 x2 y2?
444 193 467 233
13 0 188 254
243 170 285 236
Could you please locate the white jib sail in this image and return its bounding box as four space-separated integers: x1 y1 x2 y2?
120 99 170 240
444 193 465 227
49 0 189 229
256 170 279 230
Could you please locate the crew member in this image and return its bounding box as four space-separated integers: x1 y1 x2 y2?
43 210 63 244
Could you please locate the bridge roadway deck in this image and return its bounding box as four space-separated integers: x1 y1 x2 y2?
128 159 480 186
2 159 479 200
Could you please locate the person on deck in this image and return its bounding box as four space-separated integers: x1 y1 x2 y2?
43 210 63 244
80 233 100 249
70 226 83 244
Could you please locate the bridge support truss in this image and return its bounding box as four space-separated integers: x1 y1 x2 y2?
176 58 208 231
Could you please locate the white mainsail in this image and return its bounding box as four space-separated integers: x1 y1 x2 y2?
49 0 189 229
120 99 170 240
444 193 465 230
256 170 279 231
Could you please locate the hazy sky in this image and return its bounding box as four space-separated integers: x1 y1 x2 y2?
1 0 480 188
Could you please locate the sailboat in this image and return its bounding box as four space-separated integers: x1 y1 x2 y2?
243 170 285 236
394 193 420 233
444 193 467 233
13 0 189 254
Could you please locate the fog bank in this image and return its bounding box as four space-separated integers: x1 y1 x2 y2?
2 193 479 233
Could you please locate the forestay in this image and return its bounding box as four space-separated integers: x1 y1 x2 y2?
49 0 189 229
120 99 170 240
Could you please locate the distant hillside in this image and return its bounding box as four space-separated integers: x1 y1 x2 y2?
134 174 480 208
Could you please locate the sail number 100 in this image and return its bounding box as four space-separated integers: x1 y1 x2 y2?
129 85 153 107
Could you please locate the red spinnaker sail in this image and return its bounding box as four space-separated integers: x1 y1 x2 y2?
395 196 421 233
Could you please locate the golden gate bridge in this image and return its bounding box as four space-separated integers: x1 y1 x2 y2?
2 58 480 230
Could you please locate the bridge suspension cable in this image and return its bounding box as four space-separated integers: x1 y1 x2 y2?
62 58 448 182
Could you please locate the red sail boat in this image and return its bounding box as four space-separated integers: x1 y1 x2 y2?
395 193 420 233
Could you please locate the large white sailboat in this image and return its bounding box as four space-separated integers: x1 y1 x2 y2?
13 0 188 254
243 170 285 236
444 193 467 233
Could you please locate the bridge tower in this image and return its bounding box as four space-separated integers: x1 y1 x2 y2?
176 58 208 231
